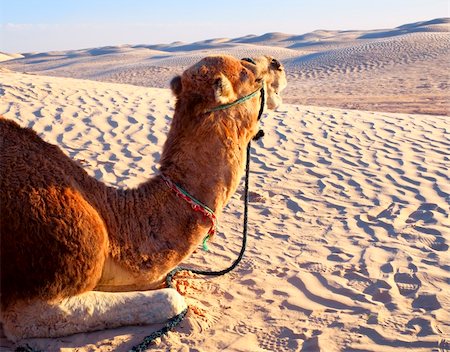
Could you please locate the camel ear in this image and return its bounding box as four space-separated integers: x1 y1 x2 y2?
213 74 234 103
270 58 282 71
170 76 182 96
241 59 264 84
241 59 259 76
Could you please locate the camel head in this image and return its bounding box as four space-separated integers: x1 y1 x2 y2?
162 55 287 184
170 55 287 117
247 55 288 110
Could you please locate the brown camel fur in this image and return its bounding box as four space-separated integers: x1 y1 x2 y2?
0 55 287 341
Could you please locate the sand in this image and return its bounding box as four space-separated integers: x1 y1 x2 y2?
1 17 449 352
2 18 449 116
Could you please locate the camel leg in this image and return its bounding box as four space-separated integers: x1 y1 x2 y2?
1 288 186 342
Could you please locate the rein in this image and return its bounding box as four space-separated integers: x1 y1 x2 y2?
131 57 266 352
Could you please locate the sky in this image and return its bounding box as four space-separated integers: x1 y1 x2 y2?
0 0 448 52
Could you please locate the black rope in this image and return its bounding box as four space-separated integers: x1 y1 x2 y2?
13 142 254 352
257 88 265 121
242 57 265 121
15 140 258 352
168 142 252 280
128 307 188 352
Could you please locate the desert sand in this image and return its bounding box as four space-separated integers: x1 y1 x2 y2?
2 18 449 116
1 18 449 352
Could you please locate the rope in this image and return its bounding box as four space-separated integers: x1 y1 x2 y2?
128 307 188 352
15 153 253 352
168 142 252 279
206 88 261 113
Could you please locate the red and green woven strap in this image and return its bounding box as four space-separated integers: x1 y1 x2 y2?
160 174 216 251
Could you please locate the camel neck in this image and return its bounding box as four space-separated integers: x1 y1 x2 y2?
93 105 256 290
160 127 248 216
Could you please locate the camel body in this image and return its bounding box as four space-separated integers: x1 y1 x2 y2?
0 55 287 341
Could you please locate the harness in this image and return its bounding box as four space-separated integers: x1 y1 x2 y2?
130 58 266 351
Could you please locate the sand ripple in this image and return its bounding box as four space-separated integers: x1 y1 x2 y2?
0 71 448 351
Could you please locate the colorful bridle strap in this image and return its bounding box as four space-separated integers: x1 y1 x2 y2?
160 174 216 250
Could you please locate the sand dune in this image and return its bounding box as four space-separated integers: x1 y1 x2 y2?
0 52 23 62
1 70 448 351
2 18 449 115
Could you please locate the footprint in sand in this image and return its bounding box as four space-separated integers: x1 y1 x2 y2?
267 266 290 278
360 203 448 251
344 269 374 293
245 191 267 203
299 262 335 274
406 203 439 224
363 280 393 304
179 305 221 336
394 271 421 297
412 293 442 311
326 246 354 262
414 233 448 252
406 317 439 337
238 258 261 275
234 323 303 351
171 273 222 336
403 203 448 252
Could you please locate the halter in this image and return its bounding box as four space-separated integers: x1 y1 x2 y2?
206 87 263 113
206 57 266 119
160 174 216 251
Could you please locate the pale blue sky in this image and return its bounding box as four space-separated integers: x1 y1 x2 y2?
1 0 448 52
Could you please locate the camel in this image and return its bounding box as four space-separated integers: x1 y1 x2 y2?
0 54 287 341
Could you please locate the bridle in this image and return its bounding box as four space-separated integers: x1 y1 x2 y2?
206 57 265 120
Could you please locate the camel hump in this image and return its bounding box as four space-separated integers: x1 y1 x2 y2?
0 116 27 132
1 116 108 310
